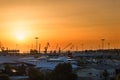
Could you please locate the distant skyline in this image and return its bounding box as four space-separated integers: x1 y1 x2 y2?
0 0 120 52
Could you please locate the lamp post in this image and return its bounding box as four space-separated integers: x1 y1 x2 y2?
39 43 41 53
101 39 105 50
35 37 39 51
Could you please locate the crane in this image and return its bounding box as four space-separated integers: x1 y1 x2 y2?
62 43 72 51
52 43 59 54
70 45 74 51
44 42 50 54
0 42 5 51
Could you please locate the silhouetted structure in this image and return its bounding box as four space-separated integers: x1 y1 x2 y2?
35 37 39 51
101 39 105 50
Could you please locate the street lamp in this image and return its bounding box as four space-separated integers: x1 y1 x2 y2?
101 39 105 50
35 37 39 51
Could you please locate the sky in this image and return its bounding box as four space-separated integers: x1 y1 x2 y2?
0 0 120 52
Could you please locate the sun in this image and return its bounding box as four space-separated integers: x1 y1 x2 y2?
17 33 25 41
18 34 24 40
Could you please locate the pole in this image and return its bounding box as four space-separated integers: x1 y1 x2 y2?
39 43 41 53
108 42 110 49
35 37 39 51
101 39 105 50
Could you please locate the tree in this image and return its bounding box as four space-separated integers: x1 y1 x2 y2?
4 64 12 75
116 68 120 75
28 68 44 80
0 74 10 80
19 63 26 75
50 63 77 80
116 74 120 80
102 70 109 80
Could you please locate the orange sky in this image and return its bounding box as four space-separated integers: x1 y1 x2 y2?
0 0 120 52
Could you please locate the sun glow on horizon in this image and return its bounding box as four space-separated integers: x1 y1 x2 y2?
17 33 25 41
0 0 120 52
7 20 32 42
